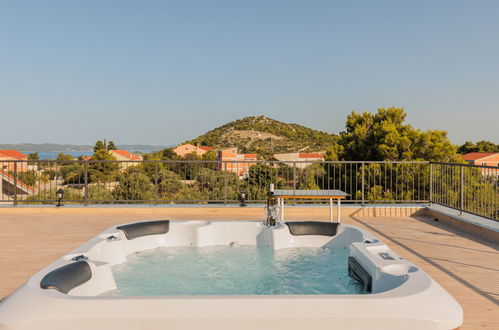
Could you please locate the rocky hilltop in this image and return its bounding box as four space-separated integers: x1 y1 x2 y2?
186 116 337 157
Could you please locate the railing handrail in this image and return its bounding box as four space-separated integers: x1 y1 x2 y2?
1 159 496 222
2 159 432 164
5 159 498 168
3 159 497 167
431 161 499 170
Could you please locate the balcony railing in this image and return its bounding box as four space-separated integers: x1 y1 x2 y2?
0 160 497 221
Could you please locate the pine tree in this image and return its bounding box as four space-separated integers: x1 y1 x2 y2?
107 141 117 150
94 140 105 153
339 107 459 161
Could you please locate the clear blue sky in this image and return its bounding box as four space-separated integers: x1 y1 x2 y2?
1 0 498 146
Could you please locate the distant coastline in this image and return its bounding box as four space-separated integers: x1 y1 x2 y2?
27 151 94 160
24 149 167 160
0 143 172 154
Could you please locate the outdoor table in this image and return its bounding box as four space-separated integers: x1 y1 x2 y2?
273 189 348 223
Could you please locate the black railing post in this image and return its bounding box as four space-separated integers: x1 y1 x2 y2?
224 162 227 205
292 162 297 191
84 161 88 206
154 162 159 203
361 162 365 206
460 165 464 215
292 162 297 205
429 162 433 205
13 161 18 206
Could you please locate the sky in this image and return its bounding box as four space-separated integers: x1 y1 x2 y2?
0 0 498 146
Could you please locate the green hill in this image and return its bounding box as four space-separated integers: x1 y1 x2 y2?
186 116 338 158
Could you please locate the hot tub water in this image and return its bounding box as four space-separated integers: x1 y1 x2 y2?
109 245 368 296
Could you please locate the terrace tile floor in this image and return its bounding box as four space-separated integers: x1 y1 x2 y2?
0 207 497 329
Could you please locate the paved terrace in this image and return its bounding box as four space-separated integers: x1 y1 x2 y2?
0 206 497 329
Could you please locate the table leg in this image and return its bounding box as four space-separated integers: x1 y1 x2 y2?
330 198 333 222
337 198 341 223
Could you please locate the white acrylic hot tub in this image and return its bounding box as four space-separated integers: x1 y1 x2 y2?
0 220 463 330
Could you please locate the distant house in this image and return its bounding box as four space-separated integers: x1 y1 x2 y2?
273 152 324 169
108 150 143 170
217 148 257 178
462 152 499 175
173 144 213 157
0 170 34 199
0 150 28 172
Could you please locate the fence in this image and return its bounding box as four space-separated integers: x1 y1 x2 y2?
0 160 497 220
431 162 498 220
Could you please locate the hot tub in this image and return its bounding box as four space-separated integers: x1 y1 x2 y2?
0 220 463 330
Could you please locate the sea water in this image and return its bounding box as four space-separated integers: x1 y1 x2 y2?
110 246 367 296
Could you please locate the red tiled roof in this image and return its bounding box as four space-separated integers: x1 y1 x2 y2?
299 153 323 159
111 149 142 160
243 154 257 159
0 150 27 159
198 146 213 151
462 152 496 161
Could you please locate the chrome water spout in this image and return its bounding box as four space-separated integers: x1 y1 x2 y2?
265 184 278 227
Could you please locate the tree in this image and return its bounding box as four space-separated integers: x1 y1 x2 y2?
195 167 238 201
57 152 74 161
180 152 203 180
413 130 460 162
28 152 39 160
324 144 344 161
113 172 154 201
15 170 38 186
107 141 117 150
476 140 498 152
297 163 326 190
339 107 458 161
457 141 479 154
87 184 114 201
243 164 283 200
59 164 84 184
140 152 164 179
184 152 202 160
161 148 176 160
245 164 280 187
157 169 182 197
202 150 217 161
88 150 120 182
57 153 75 166
458 140 498 154
94 140 106 153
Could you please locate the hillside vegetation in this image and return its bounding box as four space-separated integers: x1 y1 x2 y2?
186 116 338 157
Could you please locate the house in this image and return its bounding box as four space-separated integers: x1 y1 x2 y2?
0 150 28 172
173 144 213 157
273 152 324 169
0 170 34 199
108 150 143 170
217 148 257 178
462 152 499 175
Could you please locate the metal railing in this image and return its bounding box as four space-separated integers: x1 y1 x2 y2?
1 160 497 221
431 162 498 220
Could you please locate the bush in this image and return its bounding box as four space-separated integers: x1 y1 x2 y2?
88 184 114 201
113 172 154 201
